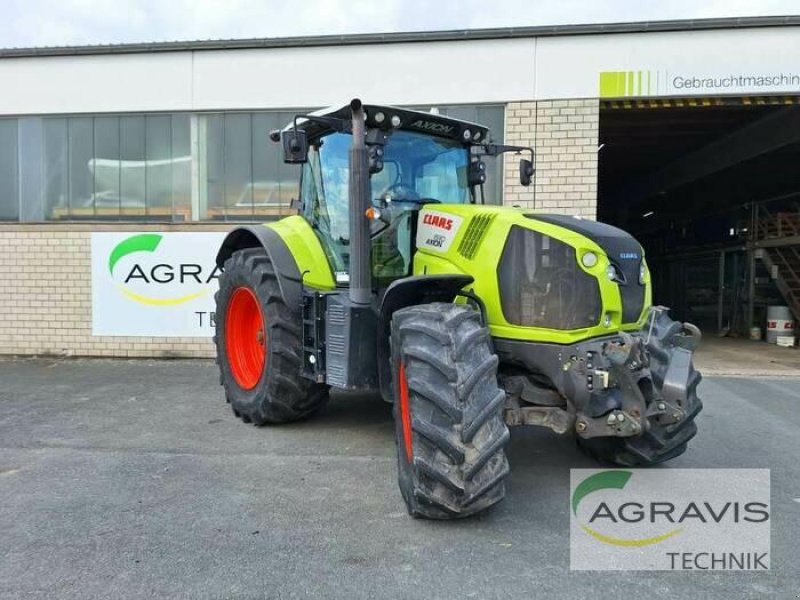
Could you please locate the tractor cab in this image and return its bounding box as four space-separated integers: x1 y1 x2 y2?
272 103 532 287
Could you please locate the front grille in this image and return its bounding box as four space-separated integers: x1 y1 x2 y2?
498 226 602 330
457 213 496 259
618 264 646 323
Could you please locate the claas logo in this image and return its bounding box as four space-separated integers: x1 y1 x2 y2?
422 213 454 231
108 234 221 306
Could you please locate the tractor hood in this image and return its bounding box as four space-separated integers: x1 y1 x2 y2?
412 204 652 345
526 214 647 324
526 214 644 268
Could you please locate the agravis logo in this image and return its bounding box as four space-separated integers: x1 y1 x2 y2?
570 469 771 571
108 233 220 306
92 231 226 336
572 470 683 547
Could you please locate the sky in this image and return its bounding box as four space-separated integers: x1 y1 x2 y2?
0 0 798 48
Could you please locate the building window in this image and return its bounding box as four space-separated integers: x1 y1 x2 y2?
0 105 504 222
0 119 19 221
43 119 67 219
40 114 195 221
198 111 300 221
67 117 94 218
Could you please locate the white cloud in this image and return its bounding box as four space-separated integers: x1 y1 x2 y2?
0 0 797 48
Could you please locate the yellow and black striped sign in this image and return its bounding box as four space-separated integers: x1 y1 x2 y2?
600 96 800 110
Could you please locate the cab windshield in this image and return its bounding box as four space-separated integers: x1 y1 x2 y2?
371 130 470 203
301 130 470 277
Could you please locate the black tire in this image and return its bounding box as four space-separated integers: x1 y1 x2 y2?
390 302 510 519
214 247 328 424
579 310 702 466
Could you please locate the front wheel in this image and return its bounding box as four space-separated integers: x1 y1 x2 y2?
390 303 510 519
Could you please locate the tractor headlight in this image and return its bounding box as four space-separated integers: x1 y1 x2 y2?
639 263 647 285
603 314 613 328
374 111 385 124
390 115 401 128
606 264 618 281
581 251 598 268
463 129 472 141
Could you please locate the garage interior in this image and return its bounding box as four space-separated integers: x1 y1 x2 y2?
597 97 800 369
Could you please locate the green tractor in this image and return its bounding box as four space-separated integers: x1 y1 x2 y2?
214 99 702 519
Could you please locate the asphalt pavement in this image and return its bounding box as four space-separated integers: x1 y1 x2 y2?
0 358 798 599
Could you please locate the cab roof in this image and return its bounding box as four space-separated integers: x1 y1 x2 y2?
285 103 491 144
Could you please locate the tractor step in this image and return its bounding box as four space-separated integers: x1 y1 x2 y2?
301 291 327 383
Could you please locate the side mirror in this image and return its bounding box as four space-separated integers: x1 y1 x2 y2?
519 158 534 187
281 130 308 164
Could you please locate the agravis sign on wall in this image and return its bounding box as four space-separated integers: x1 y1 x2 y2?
91 232 226 337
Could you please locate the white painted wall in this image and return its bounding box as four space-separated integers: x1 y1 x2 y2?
192 39 536 110
0 39 535 115
1 25 799 115
0 53 194 114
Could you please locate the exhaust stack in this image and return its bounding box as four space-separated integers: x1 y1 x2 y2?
348 98 371 305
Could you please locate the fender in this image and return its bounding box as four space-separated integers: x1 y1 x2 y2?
216 225 303 311
377 274 474 402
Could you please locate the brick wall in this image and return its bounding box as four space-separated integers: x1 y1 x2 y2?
0 226 219 358
503 99 599 218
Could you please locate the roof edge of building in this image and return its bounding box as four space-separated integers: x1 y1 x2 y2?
1 15 799 58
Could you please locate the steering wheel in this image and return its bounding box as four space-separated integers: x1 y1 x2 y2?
377 184 442 208
379 183 420 202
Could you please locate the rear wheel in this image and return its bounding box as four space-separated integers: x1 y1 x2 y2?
579 310 702 466
215 247 328 424
390 303 510 519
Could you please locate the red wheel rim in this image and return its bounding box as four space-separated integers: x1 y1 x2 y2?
398 362 413 463
225 287 266 390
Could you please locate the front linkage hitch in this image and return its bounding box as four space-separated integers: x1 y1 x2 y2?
500 307 702 443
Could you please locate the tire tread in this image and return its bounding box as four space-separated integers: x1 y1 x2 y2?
391 302 510 519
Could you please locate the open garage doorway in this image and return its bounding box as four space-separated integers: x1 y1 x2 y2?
597 98 800 348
